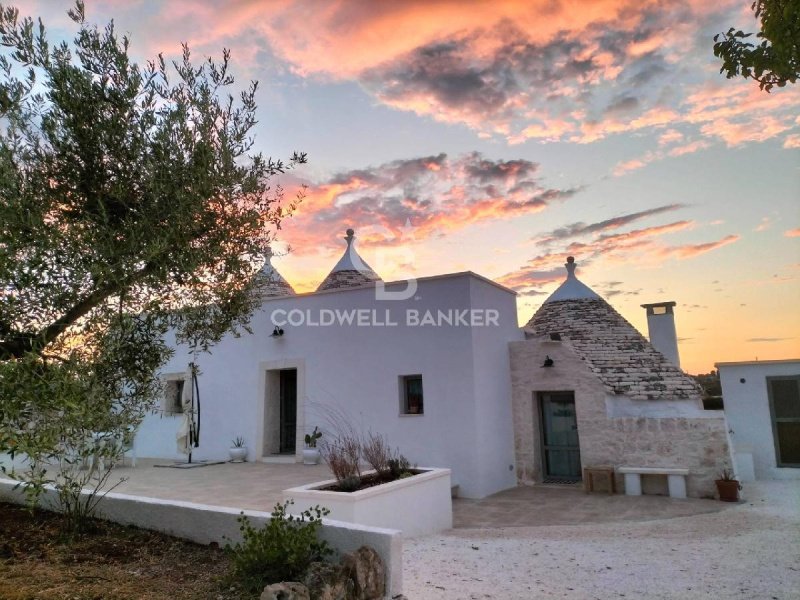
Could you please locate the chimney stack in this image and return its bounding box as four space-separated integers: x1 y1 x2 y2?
641 301 680 367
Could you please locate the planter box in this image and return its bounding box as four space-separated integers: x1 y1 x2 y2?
283 468 452 537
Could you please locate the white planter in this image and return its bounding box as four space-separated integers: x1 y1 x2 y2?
228 447 247 463
302 447 321 465
283 467 452 537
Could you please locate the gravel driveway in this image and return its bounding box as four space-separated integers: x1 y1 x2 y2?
403 480 800 599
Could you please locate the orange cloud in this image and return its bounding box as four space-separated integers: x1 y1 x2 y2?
49 1 798 152
784 134 800 149
785 228 800 238
659 234 741 259
280 152 580 256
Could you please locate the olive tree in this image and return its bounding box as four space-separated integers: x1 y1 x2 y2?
0 1 304 529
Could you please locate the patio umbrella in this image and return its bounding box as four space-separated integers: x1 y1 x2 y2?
176 362 201 463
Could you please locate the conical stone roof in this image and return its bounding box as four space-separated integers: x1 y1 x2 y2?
255 247 295 298
317 229 382 292
526 257 701 401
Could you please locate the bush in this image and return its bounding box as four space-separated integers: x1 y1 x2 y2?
321 434 361 483
226 500 332 592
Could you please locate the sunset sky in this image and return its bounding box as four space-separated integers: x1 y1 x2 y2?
30 0 799 373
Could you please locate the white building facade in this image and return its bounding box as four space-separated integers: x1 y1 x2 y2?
717 359 800 481
135 232 734 499
136 267 522 499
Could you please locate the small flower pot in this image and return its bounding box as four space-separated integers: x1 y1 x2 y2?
229 447 247 463
303 447 321 465
715 479 741 502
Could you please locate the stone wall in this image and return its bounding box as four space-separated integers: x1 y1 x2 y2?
509 338 733 498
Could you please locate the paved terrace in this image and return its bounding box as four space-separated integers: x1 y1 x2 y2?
72 459 732 528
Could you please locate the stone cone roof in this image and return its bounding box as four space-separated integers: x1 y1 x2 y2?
317 229 382 292
254 247 296 298
526 258 701 401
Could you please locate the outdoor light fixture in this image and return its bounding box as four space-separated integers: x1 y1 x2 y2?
550 332 562 341
542 355 554 368
271 326 284 338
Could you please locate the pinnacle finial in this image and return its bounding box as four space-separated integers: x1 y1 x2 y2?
565 256 576 278
345 228 355 245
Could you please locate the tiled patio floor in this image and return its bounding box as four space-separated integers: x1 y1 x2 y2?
453 483 730 529
86 459 731 529
98 458 333 512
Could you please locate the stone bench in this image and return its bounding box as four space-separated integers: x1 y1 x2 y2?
618 467 689 499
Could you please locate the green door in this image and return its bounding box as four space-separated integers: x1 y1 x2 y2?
539 392 581 480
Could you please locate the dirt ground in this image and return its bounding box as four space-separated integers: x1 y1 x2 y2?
0 503 255 600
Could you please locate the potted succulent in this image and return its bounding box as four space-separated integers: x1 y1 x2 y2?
715 468 742 502
303 426 322 465
229 436 247 463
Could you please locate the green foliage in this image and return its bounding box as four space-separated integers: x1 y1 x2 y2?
714 0 799 91
0 0 303 527
0 319 163 533
388 455 413 480
231 436 245 448
304 426 322 448
0 0 305 362
692 370 722 397
226 500 332 592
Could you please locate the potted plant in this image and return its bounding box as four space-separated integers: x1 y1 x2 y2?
229 436 247 463
303 427 322 465
715 468 742 502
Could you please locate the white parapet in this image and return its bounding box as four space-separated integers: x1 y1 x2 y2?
284 467 453 537
0 478 403 598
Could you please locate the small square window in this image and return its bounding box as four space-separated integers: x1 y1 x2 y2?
400 375 423 415
163 379 185 415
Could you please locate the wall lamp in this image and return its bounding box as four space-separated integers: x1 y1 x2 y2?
542 355 554 368
271 326 285 338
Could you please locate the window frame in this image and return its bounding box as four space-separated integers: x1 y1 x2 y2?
399 374 424 416
767 375 800 468
162 375 186 416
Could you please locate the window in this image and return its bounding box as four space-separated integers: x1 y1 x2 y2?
163 378 185 415
400 375 424 415
768 376 800 467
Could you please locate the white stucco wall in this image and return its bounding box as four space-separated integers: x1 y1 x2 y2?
135 272 520 499
717 360 800 481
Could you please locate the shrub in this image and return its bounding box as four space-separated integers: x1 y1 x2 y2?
322 434 361 483
226 500 332 592
388 455 413 479
361 432 392 475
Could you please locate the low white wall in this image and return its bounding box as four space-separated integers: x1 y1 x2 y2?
284 468 453 537
0 477 402 598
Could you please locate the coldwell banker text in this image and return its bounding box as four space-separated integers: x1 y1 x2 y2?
270 308 500 327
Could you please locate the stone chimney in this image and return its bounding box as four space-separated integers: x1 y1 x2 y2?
641 301 680 367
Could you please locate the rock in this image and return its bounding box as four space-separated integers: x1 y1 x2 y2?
260 581 310 600
341 546 385 600
303 561 353 600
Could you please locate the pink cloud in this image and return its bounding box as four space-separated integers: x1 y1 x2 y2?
785 228 800 238
659 234 741 259
280 152 580 254
784 134 800 149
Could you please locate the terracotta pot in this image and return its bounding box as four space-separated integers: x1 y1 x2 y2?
715 479 741 502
